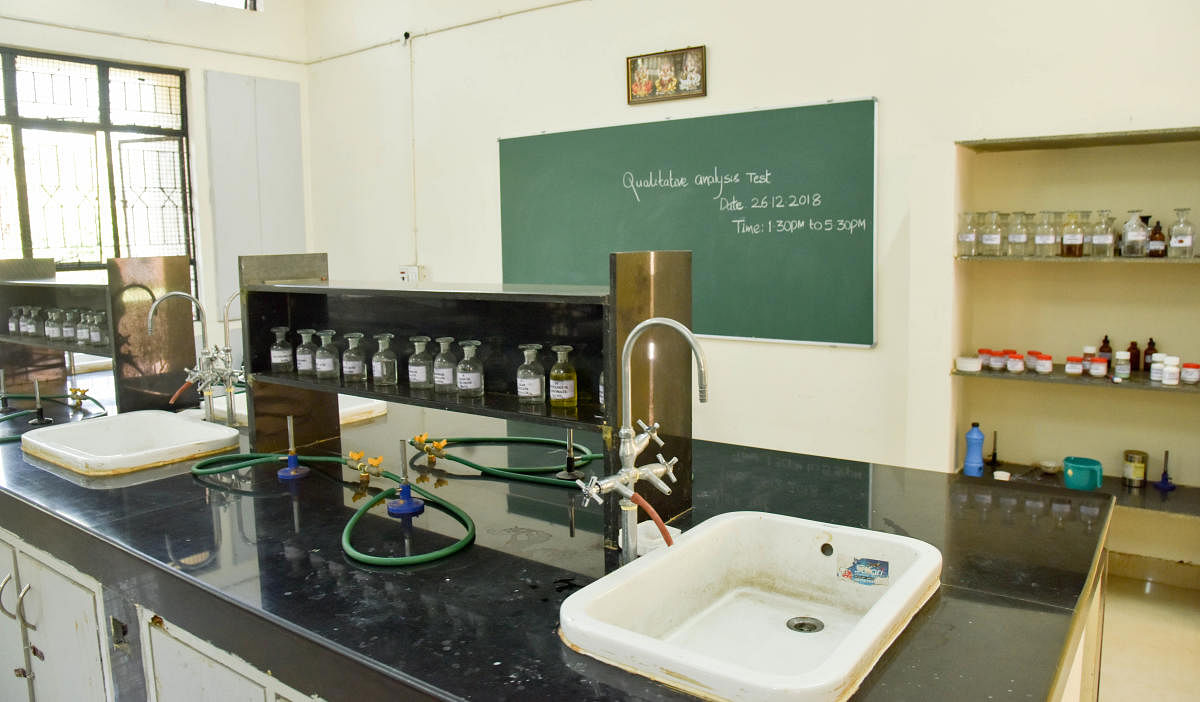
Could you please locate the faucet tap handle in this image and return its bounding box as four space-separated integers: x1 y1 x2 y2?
640 467 672 495
655 453 679 483
576 477 604 507
636 419 665 447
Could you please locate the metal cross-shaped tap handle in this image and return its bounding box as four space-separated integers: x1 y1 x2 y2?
576 477 604 507
636 419 665 447
655 453 679 483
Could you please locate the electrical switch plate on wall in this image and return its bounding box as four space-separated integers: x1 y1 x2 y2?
396 265 426 284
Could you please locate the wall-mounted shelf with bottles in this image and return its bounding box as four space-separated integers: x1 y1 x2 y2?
0 257 196 411
956 256 1200 264
952 367 1200 395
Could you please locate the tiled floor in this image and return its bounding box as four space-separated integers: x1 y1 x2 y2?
1100 576 1200 701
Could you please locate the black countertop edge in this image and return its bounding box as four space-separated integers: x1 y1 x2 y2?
992 462 1199 517
0 491 460 702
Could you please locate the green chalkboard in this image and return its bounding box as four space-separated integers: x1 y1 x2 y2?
500 99 876 345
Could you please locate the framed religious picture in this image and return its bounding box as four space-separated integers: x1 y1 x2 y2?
626 46 706 105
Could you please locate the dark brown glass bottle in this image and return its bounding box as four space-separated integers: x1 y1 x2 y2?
1148 220 1167 257
1127 340 1141 372
1098 335 1113 362
1143 338 1157 371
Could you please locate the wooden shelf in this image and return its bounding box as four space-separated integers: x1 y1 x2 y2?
253 371 608 432
957 256 1200 264
953 365 1200 395
0 334 112 359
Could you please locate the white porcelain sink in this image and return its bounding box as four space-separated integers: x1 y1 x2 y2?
21 410 240 476
184 393 387 426
559 511 942 702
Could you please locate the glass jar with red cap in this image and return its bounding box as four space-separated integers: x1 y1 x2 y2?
1181 363 1200 384
1065 356 1084 376
1006 353 1025 373
1035 354 1053 374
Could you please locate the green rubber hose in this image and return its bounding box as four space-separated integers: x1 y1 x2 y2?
0 409 36 424
409 436 601 488
188 452 476 566
340 470 476 567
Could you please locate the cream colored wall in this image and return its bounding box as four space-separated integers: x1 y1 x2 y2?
304 0 1200 476
0 0 310 342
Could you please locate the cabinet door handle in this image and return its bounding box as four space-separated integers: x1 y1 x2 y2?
0 574 14 620
15 584 34 631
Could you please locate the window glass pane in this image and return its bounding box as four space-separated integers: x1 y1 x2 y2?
112 133 189 258
22 129 107 264
14 56 101 122
109 68 183 130
0 126 23 258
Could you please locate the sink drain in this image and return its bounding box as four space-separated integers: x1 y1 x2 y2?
786 616 824 633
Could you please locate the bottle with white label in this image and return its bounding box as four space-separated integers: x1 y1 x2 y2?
1060 210 1084 257
1168 207 1194 259
549 344 577 408
1121 209 1148 257
372 333 398 386
90 311 107 346
76 311 91 346
60 308 74 340
1006 211 1030 257
295 329 318 376
269 326 293 372
45 308 62 340
342 332 367 383
433 336 457 394
979 211 1003 256
956 212 978 257
18 306 30 336
408 335 433 389
456 340 484 398
516 343 545 404
315 329 340 380
7 307 18 335
1034 211 1058 257
1090 209 1115 257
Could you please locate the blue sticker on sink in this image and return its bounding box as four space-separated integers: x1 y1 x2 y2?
839 557 889 586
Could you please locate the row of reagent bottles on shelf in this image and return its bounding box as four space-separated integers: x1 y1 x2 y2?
1069 335 1196 385
268 328 583 407
957 208 1195 258
7 306 108 347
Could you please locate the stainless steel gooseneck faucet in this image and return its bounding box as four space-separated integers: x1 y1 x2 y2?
577 317 709 565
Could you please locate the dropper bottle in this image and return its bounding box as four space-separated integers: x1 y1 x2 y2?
269 326 293 372
315 329 340 380
549 345 577 408
408 335 433 389
516 343 545 404
372 333 398 386
456 340 484 398
342 332 367 383
433 336 457 394
295 329 318 376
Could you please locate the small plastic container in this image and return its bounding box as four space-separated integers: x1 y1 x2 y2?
977 348 992 367
1081 345 1097 373
1150 352 1166 382
1114 351 1131 379
1089 356 1108 378
1035 354 1053 374
1006 354 1025 373
1181 363 1200 384
1162 356 1181 386
988 352 1006 372
956 356 983 372
1065 356 1084 376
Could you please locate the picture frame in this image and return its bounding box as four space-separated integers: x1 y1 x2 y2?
626 46 706 105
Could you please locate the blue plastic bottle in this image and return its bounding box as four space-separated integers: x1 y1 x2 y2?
963 422 985 477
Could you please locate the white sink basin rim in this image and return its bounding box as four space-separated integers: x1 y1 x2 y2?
559 511 942 702
21 410 240 476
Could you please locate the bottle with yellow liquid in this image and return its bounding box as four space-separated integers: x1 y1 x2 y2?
549 344 577 408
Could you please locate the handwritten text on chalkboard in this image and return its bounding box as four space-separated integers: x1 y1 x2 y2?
621 167 867 236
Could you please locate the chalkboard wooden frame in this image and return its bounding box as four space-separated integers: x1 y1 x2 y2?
500 98 878 346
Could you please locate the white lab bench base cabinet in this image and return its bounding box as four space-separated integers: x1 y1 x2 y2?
0 527 113 701
139 606 320 702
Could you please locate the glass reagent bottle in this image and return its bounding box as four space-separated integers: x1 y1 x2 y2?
516 343 545 404
269 326 293 372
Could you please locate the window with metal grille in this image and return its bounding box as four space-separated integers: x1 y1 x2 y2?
0 48 194 282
